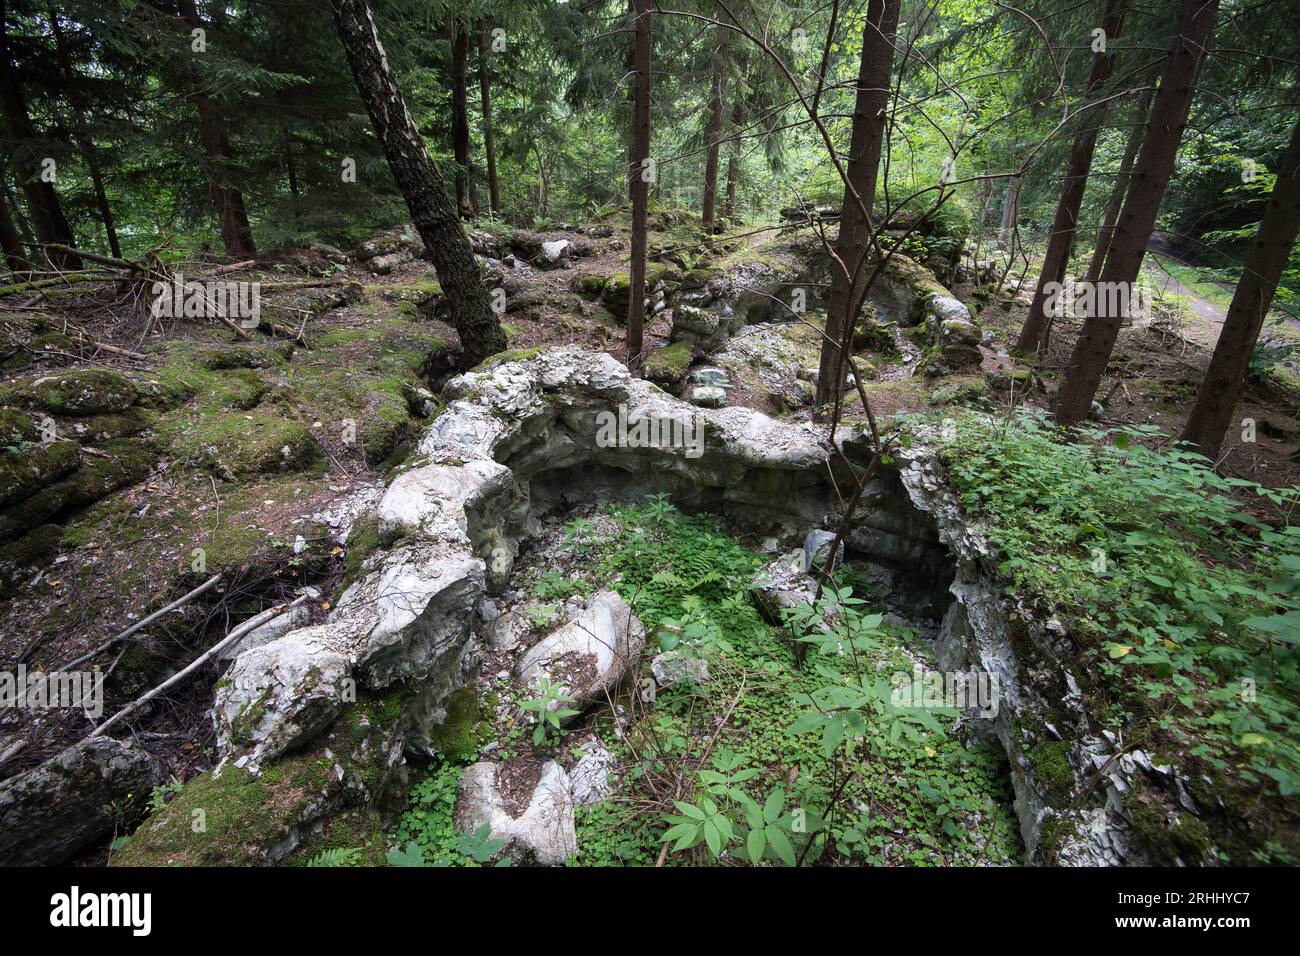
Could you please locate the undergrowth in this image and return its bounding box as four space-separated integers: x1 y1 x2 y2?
914 408 1300 809
389 497 1020 866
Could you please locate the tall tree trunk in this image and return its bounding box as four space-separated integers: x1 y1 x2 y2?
815 0 901 406
1180 115 1300 459
701 26 730 232
0 0 77 268
0 190 26 271
997 174 1021 248
330 0 506 365
1054 0 1219 426
723 87 742 222
1016 0 1129 355
476 30 500 215
48 6 119 258
178 0 256 258
283 130 300 227
1084 90 1151 283
627 0 651 372
1 165 32 245
451 20 475 218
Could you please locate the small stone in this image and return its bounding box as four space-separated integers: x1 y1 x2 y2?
802 529 844 572
651 651 710 687
691 385 727 408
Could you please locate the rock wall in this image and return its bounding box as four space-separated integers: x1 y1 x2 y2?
107 346 1194 867
895 437 1216 865
153 347 879 860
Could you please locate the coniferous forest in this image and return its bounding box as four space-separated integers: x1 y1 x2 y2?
1 0 1299 914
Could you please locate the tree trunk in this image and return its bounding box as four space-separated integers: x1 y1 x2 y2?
723 87 742 222
1180 115 1300 459
476 30 500 215
0 0 78 268
451 20 476 218
0 191 26 271
1054 0 1219 425
0 165 31 246
48 7 119 258
997 174 1021 249
627 0 651 372
1085 91 1151 283
815 0 901 406
283 130 300 227
1016 0 1129 355
701 26 729 232
330 0 506 365
177 0 256 258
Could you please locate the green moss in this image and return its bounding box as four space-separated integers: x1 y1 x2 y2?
3 368 138 415
0 407 37 443
574 274 607 298
1031 740 1075 802
1035 812 1079 863
2 437 156 538
471 346 548 371
1126 796 1213 865
189 411 323 479
59 407 151 443
0 439 80 507
287 808 388 867
854 312 899 355
930 378 990 407
335 510 381 600
112 754 330 867
0 523 63 596
643 341 694 390
425 687 481 760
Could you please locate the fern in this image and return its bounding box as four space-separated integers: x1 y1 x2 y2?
306 846 362 867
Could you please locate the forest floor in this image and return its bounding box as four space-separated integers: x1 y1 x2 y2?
3 211 1299 865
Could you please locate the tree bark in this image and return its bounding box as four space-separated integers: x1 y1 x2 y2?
723 86 742 222
330 0 506 365
283 129 301 227
815 0 901 406
1016 0 1129 355
997 174 1021 249
0 190 26 271
627 0 652 372
701 25 730 232
476 30 500 215
0 0 78 268
177 0 256 258
451 20 476 218
48 6 119 258
1054 0 1219 426
1085 91 1151 283
1180 115 1300 459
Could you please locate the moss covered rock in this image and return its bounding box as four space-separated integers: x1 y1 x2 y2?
643 341 694 394
930 378 990 407
197 413 323 479
0 437 156 539
4 368 138 416
0 439 80 508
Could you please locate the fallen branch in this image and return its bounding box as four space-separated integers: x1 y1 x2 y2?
87 590 312 741
59 574 224 673
0 272 99 296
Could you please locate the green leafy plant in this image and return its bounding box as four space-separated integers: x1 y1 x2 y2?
307 846 363 867
660 796 737 859
520 678 581 746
